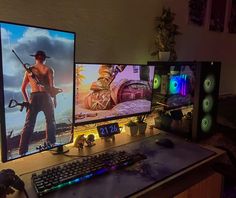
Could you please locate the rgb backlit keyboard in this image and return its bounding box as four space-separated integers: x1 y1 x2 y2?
32 150 146 196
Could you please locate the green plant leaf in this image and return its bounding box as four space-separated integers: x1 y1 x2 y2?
151 7 181 60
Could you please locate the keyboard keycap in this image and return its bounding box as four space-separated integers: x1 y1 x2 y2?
32 151 146 196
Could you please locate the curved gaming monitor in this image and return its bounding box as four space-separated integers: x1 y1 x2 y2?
75 63 155 125
0 21 75 162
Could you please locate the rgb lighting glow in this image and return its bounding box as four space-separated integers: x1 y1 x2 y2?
153 74 161 89
203 74 215 93
47 170 105 194
202 95 214 113
201 114 212 132
39 164 128 195
169 74 188 96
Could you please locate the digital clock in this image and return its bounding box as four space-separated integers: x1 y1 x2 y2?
97 123 120 138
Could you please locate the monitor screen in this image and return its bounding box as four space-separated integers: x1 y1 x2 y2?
75 64 154 125
0 21 75 162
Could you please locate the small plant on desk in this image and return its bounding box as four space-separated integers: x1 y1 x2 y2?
137 115 147 135
125 120 138 137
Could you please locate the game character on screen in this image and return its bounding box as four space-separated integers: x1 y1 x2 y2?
83 64 152 111
19 51 59 155
84 64 126 110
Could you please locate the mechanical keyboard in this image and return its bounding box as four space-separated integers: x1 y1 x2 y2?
32 150 146 196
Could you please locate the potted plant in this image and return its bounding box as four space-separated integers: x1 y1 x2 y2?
151 7 181 61
137 115 147 135
125 120 138 137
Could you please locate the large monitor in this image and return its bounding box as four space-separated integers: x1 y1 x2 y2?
75 63 155 125
0 21 75 162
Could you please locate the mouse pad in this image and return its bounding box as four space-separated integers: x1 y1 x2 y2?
22 134 215 198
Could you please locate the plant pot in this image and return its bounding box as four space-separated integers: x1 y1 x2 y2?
159 51 170 61
160 114 172 130
125 125 138 137
138 122 147 135
154 117 161 129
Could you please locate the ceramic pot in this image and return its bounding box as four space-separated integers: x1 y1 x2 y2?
159 51 170 61
138 122 147 135
125 125 138 137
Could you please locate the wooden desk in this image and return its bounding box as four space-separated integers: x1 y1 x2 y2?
0 130 225 198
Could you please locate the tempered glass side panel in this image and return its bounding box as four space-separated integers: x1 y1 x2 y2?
149 61 196 138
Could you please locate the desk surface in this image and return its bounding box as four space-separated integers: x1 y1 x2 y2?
0 130 225 198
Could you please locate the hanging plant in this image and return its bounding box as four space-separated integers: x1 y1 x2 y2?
151 7 181 61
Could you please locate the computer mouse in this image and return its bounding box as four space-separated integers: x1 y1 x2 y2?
155 138 174 148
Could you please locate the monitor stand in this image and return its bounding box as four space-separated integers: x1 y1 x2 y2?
103 135 115 142
50 145 69 155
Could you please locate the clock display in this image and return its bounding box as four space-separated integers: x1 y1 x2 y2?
97 123 120 137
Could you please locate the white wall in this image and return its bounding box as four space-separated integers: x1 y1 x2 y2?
166 0 236 94
0 0 235 94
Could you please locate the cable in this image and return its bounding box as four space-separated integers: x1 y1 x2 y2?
62 153 88 158
23 188 29 198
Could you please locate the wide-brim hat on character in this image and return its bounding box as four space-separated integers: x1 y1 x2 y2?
30 50 50 58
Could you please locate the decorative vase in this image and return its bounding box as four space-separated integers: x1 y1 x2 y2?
159 51 170 61
138 122 147 135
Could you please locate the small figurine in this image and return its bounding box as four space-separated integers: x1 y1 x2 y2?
85 134 96 147
74 134 86 150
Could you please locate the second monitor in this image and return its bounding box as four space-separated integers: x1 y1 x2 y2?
0 21 75 162
75 63 155 125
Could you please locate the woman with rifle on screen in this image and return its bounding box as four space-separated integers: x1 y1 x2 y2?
16 50 61 155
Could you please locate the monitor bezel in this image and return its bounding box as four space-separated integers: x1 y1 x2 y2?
74 62 155 126
0 20 76 162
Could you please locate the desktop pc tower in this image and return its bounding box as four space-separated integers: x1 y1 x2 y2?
149 61 221 141
192 62 221 140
